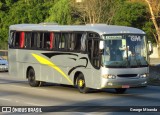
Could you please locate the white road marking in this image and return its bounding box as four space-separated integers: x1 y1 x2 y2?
0 98 11 101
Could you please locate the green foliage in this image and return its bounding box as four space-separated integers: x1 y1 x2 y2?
0 0 54 49
45 0 72 24
0 0 157 49
5 0 17 7
5 0 53 24
112 2 147 28
143 21 156 43
112 1 156 43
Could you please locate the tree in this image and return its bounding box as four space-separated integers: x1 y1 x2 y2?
144 0 160 56
71 0 120 24
0 0 54 49
0 0 13 49
45 0 72 25
112 2 147 28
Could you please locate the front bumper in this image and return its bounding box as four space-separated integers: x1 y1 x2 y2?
101 77 148 89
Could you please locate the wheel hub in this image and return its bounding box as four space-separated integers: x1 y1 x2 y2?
78 79 84 87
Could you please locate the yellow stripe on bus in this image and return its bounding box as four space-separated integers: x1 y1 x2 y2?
32 53 73 85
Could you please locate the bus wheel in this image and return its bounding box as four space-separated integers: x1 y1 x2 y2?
115 88 127 94
76 73 89 93
27 68 40 87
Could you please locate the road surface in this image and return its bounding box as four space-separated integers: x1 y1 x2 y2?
0 72 160 114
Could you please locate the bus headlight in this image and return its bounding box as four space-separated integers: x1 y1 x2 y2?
102 74 116 79
139 73 149 78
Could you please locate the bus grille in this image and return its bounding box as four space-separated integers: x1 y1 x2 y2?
117 74 137 77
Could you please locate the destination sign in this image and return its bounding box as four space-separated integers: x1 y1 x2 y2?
105 36 122 40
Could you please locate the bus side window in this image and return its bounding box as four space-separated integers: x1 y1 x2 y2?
54 33 60 50
43 32 50 49
74 33 82 51
81 33 87 51
87 40 92 58
36 32 43 49
56 33 66 50
70 34 75 51
25 32 32 48
65 33 73 51
30 32 36 48
14 32 20 48
59 33 65 49
10 32 16 48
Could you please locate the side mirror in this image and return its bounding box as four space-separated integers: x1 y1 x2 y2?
148 41 153 55
99 41 104 49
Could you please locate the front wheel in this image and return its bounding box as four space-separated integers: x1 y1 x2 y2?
27 68 40 87
115 88 127 94
76 73 89 93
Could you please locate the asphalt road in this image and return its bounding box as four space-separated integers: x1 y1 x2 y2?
0 72 160 115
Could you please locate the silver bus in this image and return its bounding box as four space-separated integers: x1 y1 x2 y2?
8 24 152 93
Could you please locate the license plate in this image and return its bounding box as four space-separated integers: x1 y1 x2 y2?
122 85 130 88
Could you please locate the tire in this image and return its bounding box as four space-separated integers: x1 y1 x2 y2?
115 88 127 94
27 68 40 87
76 73 89 93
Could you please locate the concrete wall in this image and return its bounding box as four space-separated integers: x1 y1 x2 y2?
150 47 160 58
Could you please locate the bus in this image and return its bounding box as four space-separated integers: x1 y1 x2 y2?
8 23 152 93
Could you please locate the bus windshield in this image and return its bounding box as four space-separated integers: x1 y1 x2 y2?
102 34 148 68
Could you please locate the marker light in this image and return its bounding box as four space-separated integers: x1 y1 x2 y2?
102 74 116 79
139 73 149 78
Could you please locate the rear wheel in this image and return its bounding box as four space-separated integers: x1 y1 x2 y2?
27 68 40 87
115 88 127 94
76 73 89 93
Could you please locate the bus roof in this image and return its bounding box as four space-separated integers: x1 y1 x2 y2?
9 24 145 35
